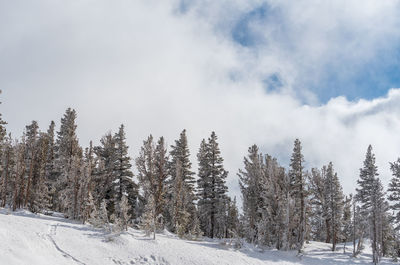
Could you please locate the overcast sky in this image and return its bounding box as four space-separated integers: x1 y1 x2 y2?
1 0 400 202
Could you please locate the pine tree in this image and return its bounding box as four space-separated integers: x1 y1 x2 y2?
197 132 228 239
289 139 306 253
172 160 191 238
54 108 81 215
308 167 327 242
153 137 168 230
136 135 167 233
324 162 344 251
0 90 7 143
32 132 52 213
167 129 196 232
342 195 353 253
93 133 116 218
45 121 56 207
388 158 400 231
23 121 39 208
238 145 263 243
1 135 13 208
79 142 95 223
12 138 26 211
113 124 138 222
355 145 385 264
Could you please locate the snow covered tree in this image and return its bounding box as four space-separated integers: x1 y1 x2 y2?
355 145 385 264
23 120 39 209
54 108 82 215
136 135 168 232
308 167 327 242
388 158 400 231
31 132 52 213
172 160 191 238
44 121 57 210
342 195 353 253
113 124 138 221
238 145 263 243
93 133 117 218
289 139 306 253
324 162 344 251
197 132 228 239
167 129 196 232
79 142 95 223
1 135 13 208
12 138 27 211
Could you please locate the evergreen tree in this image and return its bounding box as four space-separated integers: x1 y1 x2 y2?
54 108 81 215
324 162 344 251
342 195 353 253
388 158 400 231
113 124 138 221
1 134 13 207
355 145 385 264
167 129 196 232
238 145 263 243
308 167 327 242
197 132 228 239
136 135 168 232
23 120 39 208
289 139 306 253
93 133 116 218
172 160 191 238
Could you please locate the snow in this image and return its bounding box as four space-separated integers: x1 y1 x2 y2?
0 209 397 265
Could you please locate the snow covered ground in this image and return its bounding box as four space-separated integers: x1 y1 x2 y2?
0 209 396 265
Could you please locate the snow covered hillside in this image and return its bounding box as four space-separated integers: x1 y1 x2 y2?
0 209 396 265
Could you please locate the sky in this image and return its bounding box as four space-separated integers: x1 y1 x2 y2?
1 0 400 203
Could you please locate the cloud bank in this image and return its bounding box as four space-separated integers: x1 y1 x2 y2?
1 0 400 201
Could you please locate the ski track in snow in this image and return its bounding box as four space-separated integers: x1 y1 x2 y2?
47 223 87 265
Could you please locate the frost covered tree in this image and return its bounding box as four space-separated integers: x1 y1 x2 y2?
197 132 228 239
136 135 168 233
23 120 39 209
289 139 306 253
308 167 327 242
239 145 292 249
324 162 344 251
54 108 82 215
12 138 26 211
238 145 263 244
355 145 386 264
388 158 400 231
93 133 117 218
1 135 13 208
167 129 196 232
31 132 53 213
113 124 138 221
342 195 353 253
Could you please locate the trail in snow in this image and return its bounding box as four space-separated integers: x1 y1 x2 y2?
47 223 87 265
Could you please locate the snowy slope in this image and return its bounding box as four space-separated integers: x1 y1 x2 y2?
0 209 396 265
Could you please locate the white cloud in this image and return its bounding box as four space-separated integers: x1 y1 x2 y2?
1 0 400 204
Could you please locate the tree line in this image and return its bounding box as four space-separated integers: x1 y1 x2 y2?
1 103 400 264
